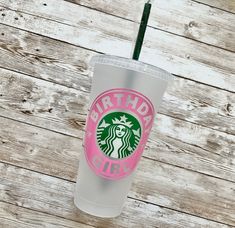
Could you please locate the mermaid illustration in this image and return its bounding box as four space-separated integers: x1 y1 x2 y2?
97 113 141 159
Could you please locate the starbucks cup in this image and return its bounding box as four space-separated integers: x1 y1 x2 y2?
74 55 173 217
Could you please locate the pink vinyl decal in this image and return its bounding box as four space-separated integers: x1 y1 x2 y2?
84 88 155 180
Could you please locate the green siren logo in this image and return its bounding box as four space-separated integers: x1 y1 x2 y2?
97 112 141 159
84 88 155 180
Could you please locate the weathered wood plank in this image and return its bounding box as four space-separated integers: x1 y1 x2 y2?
0 2 234 92
0 68 235 182
0 24 92 92
0 201 94 228
74 0 235 51
0 25 234 135
3 0 235 52
0 1 234 227
0 117 235 225
195 0 235 13
0 162 233 227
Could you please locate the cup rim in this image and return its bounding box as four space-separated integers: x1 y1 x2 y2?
90 55 173 82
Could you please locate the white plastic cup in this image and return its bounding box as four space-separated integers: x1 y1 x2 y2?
74 55 173 217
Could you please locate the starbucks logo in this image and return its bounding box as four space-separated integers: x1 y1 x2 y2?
84 88 155 180
97 112 141 159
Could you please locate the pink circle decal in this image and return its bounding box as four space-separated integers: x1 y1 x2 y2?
84 88 155 180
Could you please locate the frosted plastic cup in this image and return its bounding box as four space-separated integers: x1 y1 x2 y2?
74 55 173 217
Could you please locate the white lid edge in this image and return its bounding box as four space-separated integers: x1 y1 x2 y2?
90 55 174 83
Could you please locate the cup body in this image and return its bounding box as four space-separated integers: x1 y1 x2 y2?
74 55 173 217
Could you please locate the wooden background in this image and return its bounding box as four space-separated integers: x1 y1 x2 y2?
0 0 234 227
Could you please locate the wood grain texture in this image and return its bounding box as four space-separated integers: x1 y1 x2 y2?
194 0 235 13
0 162 233 228
0 117 235 225
71 0 235 51
0 1 234 92
3 0 235 52
0 68 235 183
0 24 92 92
0 24 234 135
0 202 94 228
0 0 234 227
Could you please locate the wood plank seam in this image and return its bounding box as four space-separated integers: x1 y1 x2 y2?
66 0 235 16
1 61 232 136
1 25 234 137
0 114 83 140
1 161 234 227
148 25 235 54
170 75 234 94
2 132 234 190
0 160 75 184
0 16 234 93
0 65 90 93
142 155 235 184
0 5 234 92
2 2 235 55
3 114 234 186
191 0 235 14
0 200 209 228
0 200 96 228
1 196 228 228
1 141 234 225
0 32 233 95
154 111 234 136
1 0 233 52
0 21 103 55
65 0 235 53
62 0 235 51
1 64 233 135
1 69 234 182
127 196 235 227
1 127 235 186
2 26 232 133
0 1 234 227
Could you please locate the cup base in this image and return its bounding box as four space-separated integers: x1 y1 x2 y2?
74 193 123 218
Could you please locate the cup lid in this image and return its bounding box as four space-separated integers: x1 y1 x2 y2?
90 55 173 83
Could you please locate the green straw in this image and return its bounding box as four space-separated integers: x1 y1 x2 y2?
132 0 153 60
